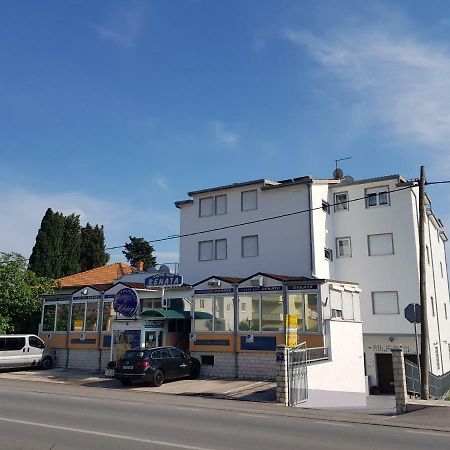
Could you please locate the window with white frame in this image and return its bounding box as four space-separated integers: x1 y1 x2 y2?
199 197 214 217
42 304 56 331
199 240 214 261
365 185 390 208
334 192 348 212
368 233 394 256
55 303 69 331
199 195 227 217
241 189 257 211
215 239 227 260
102 301 112 331
336 237 352 257
324 248 333 261
71 302 86 331
288 293 319 332
372 291 399 314
194 296 233 332
242 235 258 257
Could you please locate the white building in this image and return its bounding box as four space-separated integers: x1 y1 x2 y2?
176 172 450 392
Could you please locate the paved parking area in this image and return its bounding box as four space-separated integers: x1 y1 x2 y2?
0 368 276 402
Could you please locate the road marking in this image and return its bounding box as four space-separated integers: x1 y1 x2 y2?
238 413 270 419
175 407 203 412
223 382 266 394
0 417 214 450
312 421 353 427
404 430 450 438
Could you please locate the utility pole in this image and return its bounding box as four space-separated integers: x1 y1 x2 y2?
419 165 430 399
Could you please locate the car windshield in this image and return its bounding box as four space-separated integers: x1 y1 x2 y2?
121 351 145 362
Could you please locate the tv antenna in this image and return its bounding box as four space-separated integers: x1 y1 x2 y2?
335 156 352 170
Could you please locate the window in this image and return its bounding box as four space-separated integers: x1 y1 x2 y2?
336 237 352 258
324 248 333 261
71 303 86 331
214 296 233 331
199 299 205 309
241 302 247 312
261 294 284 332
102 302 112 331
5 337 25 351
42 304 56 332
199 240 214 261
372 291 399 314
194 297 213 331
288 293 319 332
199 197 214 217
365 186 390 208
194 296 233 331
215 239 227 260
435 347 440 371
444 303 448 320
431 296 435 317
85 302 99 331
332 309 343 319
334 192 348 212
368 233 394 256
169 348 185 358
242 235 258 257
201 355 214 365
215 195 227 215
241 189 257 211
29 336 45 349
199 239 227 261
238 295 260 331
322 200 330 214
55 304 69 331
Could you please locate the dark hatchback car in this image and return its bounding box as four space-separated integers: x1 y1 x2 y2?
115 346 201 387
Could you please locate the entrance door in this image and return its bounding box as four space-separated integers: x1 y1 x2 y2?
376 353 394 394
144 330 163 348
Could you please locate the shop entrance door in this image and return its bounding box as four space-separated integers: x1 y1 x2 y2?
144 330 164 348
376 353 394 394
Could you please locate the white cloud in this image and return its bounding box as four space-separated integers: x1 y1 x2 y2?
283 25 450 149
90 4 146 48
153 176 169 191
0 188 178 259
211 120 240 146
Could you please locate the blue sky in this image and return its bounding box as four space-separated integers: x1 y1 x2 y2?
1 0 450 263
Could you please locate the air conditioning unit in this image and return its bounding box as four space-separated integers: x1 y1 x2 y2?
250 276 264 287
208 279 221 287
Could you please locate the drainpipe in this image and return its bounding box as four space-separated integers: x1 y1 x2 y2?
65 294 73 369
233 284 239 379
98 292 104 372
307 182 315 277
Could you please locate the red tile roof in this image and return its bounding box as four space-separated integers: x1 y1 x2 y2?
57 263 133 287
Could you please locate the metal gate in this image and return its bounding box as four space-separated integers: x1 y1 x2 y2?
287 342 308 406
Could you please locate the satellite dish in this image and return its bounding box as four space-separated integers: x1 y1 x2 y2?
158 264 171 274
333 168 344 180
342 175 354 183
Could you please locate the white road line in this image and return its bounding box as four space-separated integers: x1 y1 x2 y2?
223 382 265 395
312 421 353 427
238 413 270 419
175 407 203 412
0 417 214 450
404 430 450 438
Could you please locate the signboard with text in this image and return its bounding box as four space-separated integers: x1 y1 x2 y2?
145 273 183 287
286 314 298 347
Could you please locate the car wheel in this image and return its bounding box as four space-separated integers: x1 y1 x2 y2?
120 379 132 386
152 370 164 387
41 356 53 370
189 366 200 379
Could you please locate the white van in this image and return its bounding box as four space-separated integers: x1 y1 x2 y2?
0 334 56 370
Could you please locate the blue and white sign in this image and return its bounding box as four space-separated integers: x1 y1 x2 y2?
145 273 183 287
113 288 139 317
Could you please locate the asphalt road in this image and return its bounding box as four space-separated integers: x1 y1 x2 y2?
0 380 449 450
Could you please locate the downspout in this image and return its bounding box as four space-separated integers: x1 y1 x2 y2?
233 284 239 379
65 294 73 369
98 292 104 372
308 182 315 277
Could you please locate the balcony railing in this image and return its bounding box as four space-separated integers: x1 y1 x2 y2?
306 346 328 363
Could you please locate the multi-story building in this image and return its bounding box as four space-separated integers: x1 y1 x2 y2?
176 172 450 392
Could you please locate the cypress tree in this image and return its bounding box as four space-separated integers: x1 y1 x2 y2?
29 208 65 278
80 223 110 271
61 214 81 276
122 236 156 270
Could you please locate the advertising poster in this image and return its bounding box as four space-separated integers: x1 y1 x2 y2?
113 329 141 360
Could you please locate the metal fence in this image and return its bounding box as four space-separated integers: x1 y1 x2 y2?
287 342 308 406
405 360 450 398
306 346 328 363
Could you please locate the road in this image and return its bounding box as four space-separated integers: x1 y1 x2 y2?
0 379 449 450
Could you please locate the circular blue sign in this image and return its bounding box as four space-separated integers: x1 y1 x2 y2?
113 288 139 317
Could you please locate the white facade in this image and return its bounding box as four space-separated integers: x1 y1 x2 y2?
176 173 450 388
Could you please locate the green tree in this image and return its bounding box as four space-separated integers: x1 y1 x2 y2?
0 253 55 334
122 236 156 270
61 213 81 276
80 223 110 272
29 208 65 278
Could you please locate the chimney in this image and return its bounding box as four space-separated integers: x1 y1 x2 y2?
135 261 144 271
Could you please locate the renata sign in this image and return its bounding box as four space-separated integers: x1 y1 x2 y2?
113 288 139 317
145 273 183 287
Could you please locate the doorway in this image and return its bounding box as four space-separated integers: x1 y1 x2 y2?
144 330 164 348
375 353 394 394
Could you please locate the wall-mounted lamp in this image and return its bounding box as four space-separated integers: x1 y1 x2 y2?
388 337 395 342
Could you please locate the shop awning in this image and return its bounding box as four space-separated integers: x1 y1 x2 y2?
140 308 188 319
